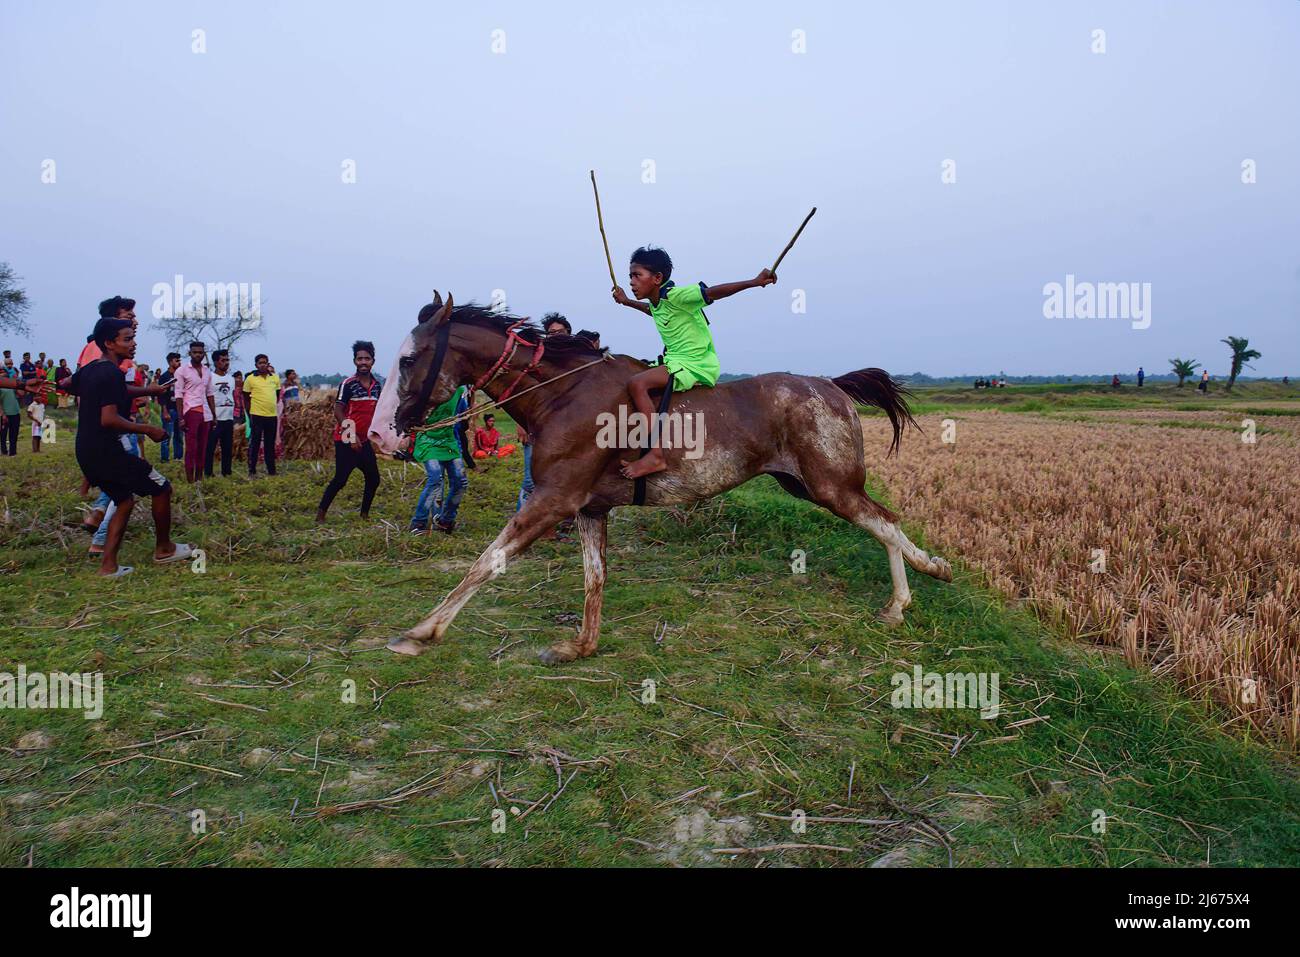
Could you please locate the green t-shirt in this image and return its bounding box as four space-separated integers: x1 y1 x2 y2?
0 385 19 416
414 386 467 462
649 281 720 388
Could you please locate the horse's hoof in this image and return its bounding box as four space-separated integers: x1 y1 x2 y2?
387 636 428 657
538 643 579 666
932 558 953 583
876 608 905 627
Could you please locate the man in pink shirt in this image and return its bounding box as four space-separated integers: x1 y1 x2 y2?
173 340 217 483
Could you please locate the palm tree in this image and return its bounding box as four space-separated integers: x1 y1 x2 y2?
1221 336 1262 392
1169 358 1200 388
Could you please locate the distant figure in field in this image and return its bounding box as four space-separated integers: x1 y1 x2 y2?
1111 374 1121 389
1137 366 1145 387
473 413 516 459
1199 370 1209 393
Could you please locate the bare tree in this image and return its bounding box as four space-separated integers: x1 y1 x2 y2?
152 295 265 362
0 262 32 336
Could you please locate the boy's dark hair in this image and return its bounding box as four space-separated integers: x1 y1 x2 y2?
575 329 601 346
352 340 376 357
484 413 495 422
541 313 571 335
92 317 133 349
233 371 243 378
212 349 229 362
189 340 205 350
630 246 672 282
97 296 136 318
166 351 181 362
254 353 269 364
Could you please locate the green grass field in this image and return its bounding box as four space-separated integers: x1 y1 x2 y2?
3 385 1298 867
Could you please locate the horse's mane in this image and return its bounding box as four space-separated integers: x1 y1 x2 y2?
448 303 604 361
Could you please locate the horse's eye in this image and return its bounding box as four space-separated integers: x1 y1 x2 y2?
399 355 415 368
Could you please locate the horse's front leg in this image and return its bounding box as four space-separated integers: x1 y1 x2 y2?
387 492 579 656
538 510 608 665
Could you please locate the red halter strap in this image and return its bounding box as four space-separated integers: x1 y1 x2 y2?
468 321 546 406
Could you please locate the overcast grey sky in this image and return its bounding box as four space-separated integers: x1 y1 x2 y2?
2 0 1297 377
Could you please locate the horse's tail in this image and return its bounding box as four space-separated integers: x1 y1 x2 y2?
831 368 918 456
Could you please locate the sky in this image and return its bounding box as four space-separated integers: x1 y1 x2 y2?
2 0 1297 378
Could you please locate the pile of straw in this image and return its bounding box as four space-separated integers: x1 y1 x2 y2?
232 390 337 461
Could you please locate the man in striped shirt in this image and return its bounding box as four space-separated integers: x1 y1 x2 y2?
316 340 384 522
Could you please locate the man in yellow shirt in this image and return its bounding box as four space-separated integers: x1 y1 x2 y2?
242 353 281 476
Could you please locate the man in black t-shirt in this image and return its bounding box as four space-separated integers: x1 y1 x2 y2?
68 316 194 578
156 351 184 462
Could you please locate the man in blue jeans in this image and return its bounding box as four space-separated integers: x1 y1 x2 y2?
157 352 183 461
410 385 472 534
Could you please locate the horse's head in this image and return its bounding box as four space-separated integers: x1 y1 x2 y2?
369 292 456 456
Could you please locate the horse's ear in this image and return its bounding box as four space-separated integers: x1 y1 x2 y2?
417 291 446 326
434 292 453 327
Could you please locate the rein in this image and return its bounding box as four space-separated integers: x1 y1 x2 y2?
407 328 611 434
471 320 545 405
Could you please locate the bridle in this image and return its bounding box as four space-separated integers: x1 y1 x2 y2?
405 316 605 435
408 317 452 433
467 319 545 407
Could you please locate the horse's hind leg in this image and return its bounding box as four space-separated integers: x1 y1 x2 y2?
388 492 581 656
538 510 607 665
798 481 951 626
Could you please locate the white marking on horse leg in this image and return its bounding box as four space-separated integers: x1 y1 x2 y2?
575 512 607 654
893 523 952 581
854 511 912 623
400 497 575 647
403 525 514 643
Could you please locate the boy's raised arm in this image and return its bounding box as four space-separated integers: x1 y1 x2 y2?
703 268 777 303
612 285 651 315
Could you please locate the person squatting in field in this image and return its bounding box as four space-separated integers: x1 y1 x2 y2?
611 245 775 479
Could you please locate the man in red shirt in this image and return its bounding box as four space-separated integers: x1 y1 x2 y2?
316 340 384 522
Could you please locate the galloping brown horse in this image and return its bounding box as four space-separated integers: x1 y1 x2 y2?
369 294 952 664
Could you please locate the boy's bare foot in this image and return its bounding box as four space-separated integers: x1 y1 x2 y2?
620 450 667 479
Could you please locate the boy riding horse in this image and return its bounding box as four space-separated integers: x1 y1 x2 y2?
612 246 774 478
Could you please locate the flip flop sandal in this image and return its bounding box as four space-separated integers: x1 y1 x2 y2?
102 566 134 579
154 543 194 565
